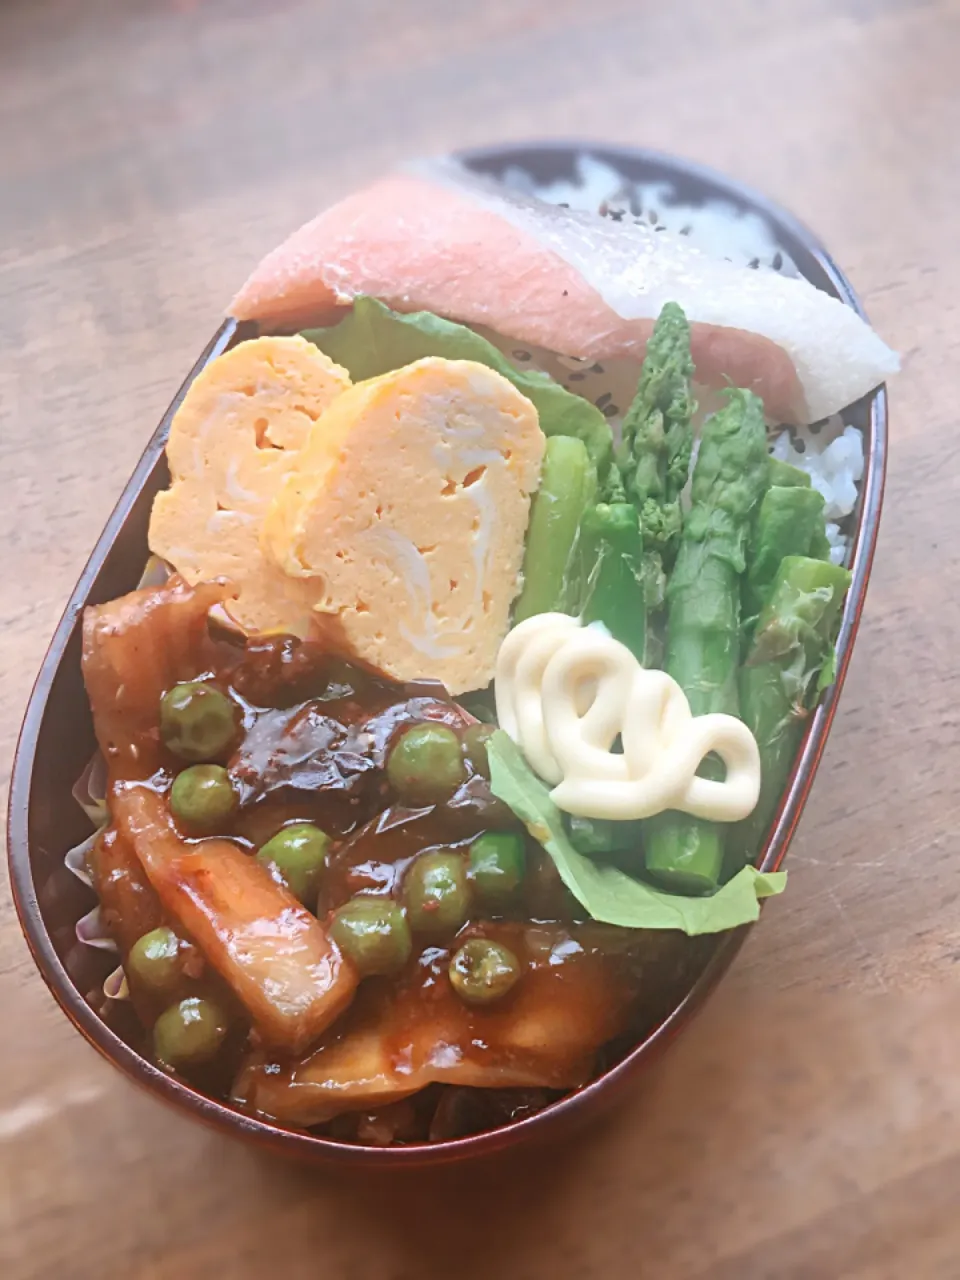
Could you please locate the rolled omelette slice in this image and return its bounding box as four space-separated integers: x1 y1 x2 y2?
149 335 351 635
263 357 545 695
229 161 899 425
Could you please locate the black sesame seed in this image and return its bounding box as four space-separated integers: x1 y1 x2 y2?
562 289 569 297
609 209 625 223
772 251 783 270
603 404 619 418
512 350 532 362
568 372 586 382
595 391 612 409
680 224 692 236
748 257 760 269
794 438 806 454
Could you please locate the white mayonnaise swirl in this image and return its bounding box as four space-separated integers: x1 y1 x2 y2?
495 614 761 823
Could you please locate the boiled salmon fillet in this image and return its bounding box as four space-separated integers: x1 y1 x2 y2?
148 336 351 636
229 162 899 425
263 357 545 696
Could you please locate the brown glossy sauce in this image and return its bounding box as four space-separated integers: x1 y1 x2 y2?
82 579 649 1144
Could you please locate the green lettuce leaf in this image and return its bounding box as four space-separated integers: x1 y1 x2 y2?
815 642 839 696
302 297 613 474
487 731 786 935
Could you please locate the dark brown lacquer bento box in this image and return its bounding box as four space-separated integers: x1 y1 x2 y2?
7 143 887 1167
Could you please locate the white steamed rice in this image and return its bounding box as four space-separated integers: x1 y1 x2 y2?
770 422 864 563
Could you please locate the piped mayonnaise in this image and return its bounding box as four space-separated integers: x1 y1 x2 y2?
495 614 761 823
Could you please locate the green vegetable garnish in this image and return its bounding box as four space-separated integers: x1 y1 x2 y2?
566 815 645 864
763 457 832 562
577 501 646 661
742 485 830 629
487 732 785 934
303 296 613 474
616 301 696 613
767 457 812 488
644 387 770 895
729 555 851 872
514 435 596 621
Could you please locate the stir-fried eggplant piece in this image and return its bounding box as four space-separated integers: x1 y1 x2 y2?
233 922 643 1126
88 824 163 956
113 786 357 1053
82 577 232 777
230 695 469 807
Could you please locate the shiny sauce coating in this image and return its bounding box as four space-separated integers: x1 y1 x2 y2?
82 577 648 1143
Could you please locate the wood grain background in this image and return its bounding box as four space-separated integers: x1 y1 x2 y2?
1 1 958 1276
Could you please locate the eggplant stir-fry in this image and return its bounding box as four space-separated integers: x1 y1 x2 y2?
82 577 689 1142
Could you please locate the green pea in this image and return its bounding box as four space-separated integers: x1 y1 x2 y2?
449 939 521 1006
402 850 470 935
127 926 184 996
170 764 237 831
153 996 228 1069
160 681 238 762
256 823 330 903
387 723 466 805
461 723 495 779
330 897 412 976
468 832 526 905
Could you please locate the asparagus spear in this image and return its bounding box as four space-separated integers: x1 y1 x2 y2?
742 484 829 625
558 318 689 841
766 454 833 559
729 556 851 872
644 387 770 894
566 815 645 865
617 301 696 612
514 436 596 621
767 456 811 488
578 502 646 661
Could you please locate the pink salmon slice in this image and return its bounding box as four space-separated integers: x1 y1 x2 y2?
230 163 898 425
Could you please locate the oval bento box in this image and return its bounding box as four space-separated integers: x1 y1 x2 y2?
6 142 887 1167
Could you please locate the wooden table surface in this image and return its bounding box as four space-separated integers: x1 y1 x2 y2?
1 0 957 1275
